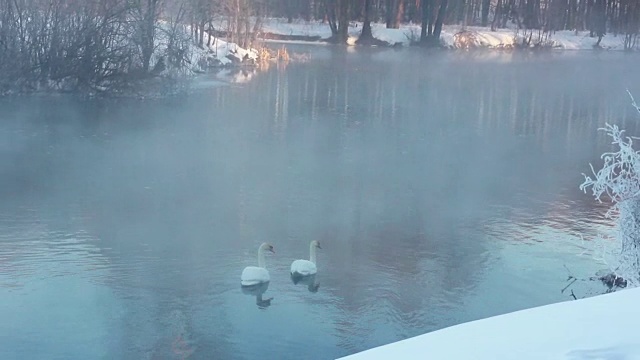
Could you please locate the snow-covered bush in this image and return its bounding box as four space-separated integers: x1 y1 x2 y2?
581 93 640 286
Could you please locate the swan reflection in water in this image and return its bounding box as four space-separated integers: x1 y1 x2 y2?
291 273 320 293
241 281 273 308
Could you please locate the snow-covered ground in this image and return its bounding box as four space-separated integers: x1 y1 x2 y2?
153 22 259 76
338 287 640 359
259 18 629 50
197 38 259 66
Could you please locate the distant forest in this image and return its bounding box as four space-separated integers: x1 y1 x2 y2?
0 0 638 93
187 0 632 45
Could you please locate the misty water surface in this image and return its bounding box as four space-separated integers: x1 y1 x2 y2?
1 47 640 359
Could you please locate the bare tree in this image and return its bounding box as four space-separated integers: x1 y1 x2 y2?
581 98 640 286
420 0 448 45
385 0 404 28
132 0 163 72
358 0 374 42
323 0 349 43
218 0 264 48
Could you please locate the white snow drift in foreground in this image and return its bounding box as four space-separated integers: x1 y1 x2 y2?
338 288 640 360
259 18 629 50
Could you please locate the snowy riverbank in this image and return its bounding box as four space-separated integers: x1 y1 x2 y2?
258 18 630 50
153 22 259 75
338 287 640 359
90 24 260 96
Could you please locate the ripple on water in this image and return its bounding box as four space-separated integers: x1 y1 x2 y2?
0 214 111 288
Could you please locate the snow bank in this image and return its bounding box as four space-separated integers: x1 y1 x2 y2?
196 38 259 67
261 19 335 40
154 22 259 76
259 18 629 50
338 288 640 360
549 30 624 50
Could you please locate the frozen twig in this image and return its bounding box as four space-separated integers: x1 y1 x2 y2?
561 278 578 294
563 264 576 281
627 89 640 115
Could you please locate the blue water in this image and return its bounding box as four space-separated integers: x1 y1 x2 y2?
1 48 639 359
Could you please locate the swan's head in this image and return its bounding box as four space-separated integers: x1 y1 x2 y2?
311 240 322 249
260 242 275 254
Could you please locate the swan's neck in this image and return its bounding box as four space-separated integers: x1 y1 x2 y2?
309 243 317 264
258 248 266 268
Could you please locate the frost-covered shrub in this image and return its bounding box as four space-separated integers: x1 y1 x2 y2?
581 94 640 286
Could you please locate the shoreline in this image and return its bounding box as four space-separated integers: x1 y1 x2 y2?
250 18 636 51
261 37 623 53
2 19 634 97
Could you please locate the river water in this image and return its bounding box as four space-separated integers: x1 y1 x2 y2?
1 47 639 359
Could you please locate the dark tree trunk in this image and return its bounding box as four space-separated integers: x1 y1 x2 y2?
325 0 339 36
199 20 206 46
193 21 198 43
207 21 213 46
337 0 349 43
386 0 400 28
323 0 348 43
587 0 594 34
396 0 405 26
420 0 433 41
481 0 491 26
592 0 606 43
568 0 577 29
408 0 421 22
141 0 159 73
433 0 449 40
359 0 374 42
386 0 393 27
524 0 539 29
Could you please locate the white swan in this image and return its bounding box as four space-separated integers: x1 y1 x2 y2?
241 243 275 286
290 240 322 277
